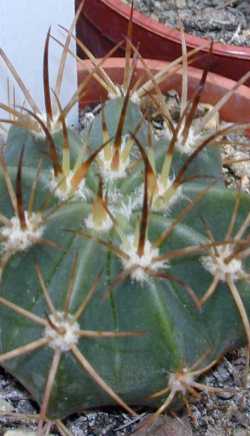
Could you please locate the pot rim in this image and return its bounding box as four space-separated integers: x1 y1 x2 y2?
77 58 250 122
92 0 250 60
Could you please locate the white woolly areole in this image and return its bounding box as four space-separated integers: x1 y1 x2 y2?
120 234 167 282
116 191 142 219
175 126 202 155
168 369 194 394
130 92 141 105
160 125 200 155
84 213 113 232
201 245 243 282
0 212 44 253
45 312 80 352
108 186 143 220
98 135 130 181
82 111 95 129
33 112 61 138
108 85 140 104
49 170 88 201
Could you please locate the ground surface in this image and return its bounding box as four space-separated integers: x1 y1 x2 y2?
1 348 250 435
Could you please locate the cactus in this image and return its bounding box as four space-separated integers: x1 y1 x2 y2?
0 14 250 435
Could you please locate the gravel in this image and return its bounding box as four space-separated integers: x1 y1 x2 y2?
1 350 250 435
124 0 250 47
191 349 250 435
0 364 143 435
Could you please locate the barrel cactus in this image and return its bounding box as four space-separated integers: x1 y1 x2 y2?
0 21 250 436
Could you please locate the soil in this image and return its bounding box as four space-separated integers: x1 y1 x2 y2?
124 0 250 47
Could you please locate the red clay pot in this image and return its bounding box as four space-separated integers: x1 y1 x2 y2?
76 0 250 86
77 57 250 137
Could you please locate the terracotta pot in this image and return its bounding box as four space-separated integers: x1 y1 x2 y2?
76 0 250 86
77 57 250 137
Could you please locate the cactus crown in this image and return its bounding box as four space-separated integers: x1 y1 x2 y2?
0 4 250 434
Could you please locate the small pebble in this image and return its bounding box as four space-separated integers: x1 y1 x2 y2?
0 398 14 413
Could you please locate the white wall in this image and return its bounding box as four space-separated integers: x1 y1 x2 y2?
0 0 78 130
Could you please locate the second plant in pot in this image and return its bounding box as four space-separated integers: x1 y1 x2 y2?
76 0 250 85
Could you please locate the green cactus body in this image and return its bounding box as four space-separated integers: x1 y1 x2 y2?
0 89 250 426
